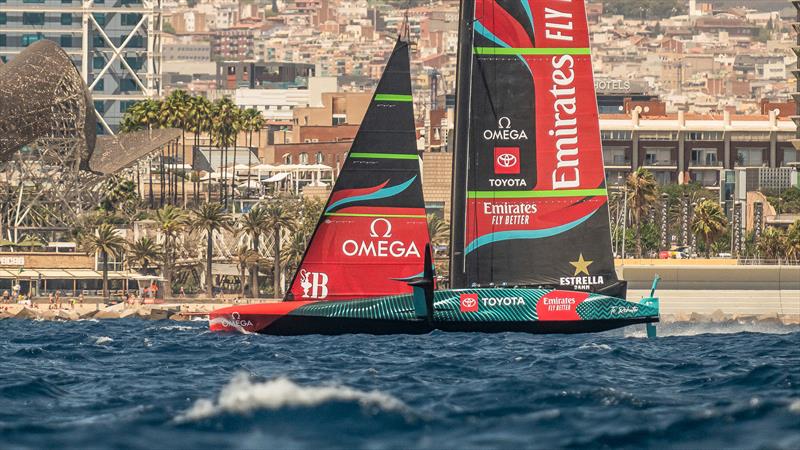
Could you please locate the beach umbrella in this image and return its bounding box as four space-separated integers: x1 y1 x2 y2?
16 236 45 247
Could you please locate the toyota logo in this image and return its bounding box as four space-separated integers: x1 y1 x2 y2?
461 297 476 308
496 153 517 168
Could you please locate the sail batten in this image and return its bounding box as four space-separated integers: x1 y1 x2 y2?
286 38 431 302
450 0 621 296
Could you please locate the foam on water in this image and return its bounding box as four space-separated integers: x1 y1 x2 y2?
176 372 409 422
624 321 798 338
93 336 113 345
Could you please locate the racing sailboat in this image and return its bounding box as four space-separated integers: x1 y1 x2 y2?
209 1 659 335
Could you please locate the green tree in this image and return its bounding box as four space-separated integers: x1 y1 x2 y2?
691 200 728 258
82 224 126 301
626 168 658 258
235 246 261 298
154 205 186 297
211 97 242 207
186 96 213 204
758 226 787 262
189 203 232 297
238 206 269 298
161 90 192 205
264 202 295 298
786 220 800 261
127 236 162 274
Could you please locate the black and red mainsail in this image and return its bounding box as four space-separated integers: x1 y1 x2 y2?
450 0 621 296
286 38 430 301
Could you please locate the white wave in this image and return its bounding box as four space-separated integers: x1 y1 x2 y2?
176 372 409 422
94 336 113 345
790 400 800 414
579 343 612 351
625 322 799 338
190 316 208 322
78 319 99 322
157 325 195 331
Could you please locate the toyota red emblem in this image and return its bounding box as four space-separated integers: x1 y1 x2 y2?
496 153 517 168
493 147 520 174
460 293 479 313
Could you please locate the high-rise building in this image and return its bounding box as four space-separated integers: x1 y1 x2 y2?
0 0 163 133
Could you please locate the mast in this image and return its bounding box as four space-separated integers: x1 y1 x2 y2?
449 0 475 289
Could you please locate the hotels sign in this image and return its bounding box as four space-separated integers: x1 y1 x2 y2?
0 256 24 266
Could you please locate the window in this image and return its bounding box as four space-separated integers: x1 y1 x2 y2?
126 56 143 71
22 33 44 47
120 78 139 91
282 154 292 164
639 131 678 141
93 56 105 69
93 79 104 91
93 13 106 27
60 34 72 48
686 131 722 141
642 147 674 166
23 12 45 25
93 35 105 47
93 101 105 114
128 35 144 47
121 13 142 26
332 114 346 126
730 131 770 142
23 0 45 3
299 152 309 164
690 148 718 166
61 13 73 26
602 146 629 164
600 130 632 141
62 0 72 3
736 148 766 167
315 152 323 164
0 13 6 25
0 35 6 47
120 100 137 113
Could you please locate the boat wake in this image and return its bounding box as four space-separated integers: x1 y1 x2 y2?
175 372 410 422
625 320 799 338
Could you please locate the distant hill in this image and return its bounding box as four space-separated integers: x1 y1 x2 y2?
707 1 787 12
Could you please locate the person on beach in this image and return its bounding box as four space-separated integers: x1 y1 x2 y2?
179 287 185 299
48 293 54 310
79 293 84 305
2 290 8 303
55 290 61 309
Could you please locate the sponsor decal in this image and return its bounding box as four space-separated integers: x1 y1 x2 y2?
341 218 421 259
482 116 529 141
549 53 581 190
459 293 479 313
494 147 520 175
536 290 589 321
300 269 329 299
221 311 254 328
560 253 604 290
481 296 526 307
484 201 538 226
610 305 639 315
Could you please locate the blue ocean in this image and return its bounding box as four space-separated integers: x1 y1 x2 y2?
1 319 799 449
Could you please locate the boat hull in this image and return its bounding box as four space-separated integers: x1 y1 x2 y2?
209 288 659 335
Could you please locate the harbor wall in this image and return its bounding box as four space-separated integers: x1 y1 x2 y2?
618 263 800 290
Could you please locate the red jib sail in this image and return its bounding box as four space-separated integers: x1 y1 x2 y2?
285 38 430 301
450 0 620 295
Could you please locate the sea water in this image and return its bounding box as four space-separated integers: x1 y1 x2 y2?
1 319 799 449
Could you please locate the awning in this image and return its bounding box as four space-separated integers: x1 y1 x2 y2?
263 172 289 183
211 263 239 276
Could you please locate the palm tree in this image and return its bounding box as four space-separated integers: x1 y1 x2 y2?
786 220 800 262
127 236 162 274
187 96 213 205
281 229 310 283
758 226 787 262
189 203 232 297
691 200 727 258
154 205 186 298
626 168 658 258
82 224 126 301
238 206 269 298
264 202 295 298
427 214 449 247
212 97 241 207
235 246 261 298
161 90 191 205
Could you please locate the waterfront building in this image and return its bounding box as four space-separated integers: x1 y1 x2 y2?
0 0 163 133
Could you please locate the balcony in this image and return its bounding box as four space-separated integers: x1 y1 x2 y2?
689 160 723 169
603 158 631 169
642 159 678 169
